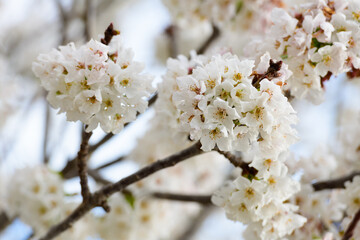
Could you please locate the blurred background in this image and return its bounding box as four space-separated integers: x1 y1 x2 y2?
0 0 354 239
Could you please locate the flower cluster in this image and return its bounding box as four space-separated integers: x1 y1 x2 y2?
172 52 296 153
32 36 154 133
162 0 284 28
6 166 66 236
213 151 306 240
249 0 360 103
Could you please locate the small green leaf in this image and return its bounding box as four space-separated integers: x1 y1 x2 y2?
281 54 288 60
311 38 332 51
123 191 136 209
236 0 244 14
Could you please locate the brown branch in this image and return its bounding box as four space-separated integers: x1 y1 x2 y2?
0 212 13 232
312 171 360 191
77 128 93 201
61 93 158 177
43 101 51 164
94 156 125 171
177 207 213 240
39 141 203 240
197 24 220 55
342 208 360 240
216 150 258 177
152 192 212 204
165 25 178 58
83 0 93 41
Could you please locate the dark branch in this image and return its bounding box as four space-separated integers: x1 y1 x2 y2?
165 25 178 58
251 59 283 88
216 150 258 177
0 212 13 232
152 192 212 204
39 142 203 240
94 156 125 171
83 0 93 41
77 129 93 201
43 101 51 164
342 208 360 240
61 93 158 178
177 207 213 240
312 171 360 191
197 24 220 55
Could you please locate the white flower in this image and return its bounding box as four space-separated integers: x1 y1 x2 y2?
6 166 65 236
310 43 347 77
32 36 154 133
172 53 296 152
340 176 360 216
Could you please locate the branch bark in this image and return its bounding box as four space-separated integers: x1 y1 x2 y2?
39 141 203 240
77 129 93 201
312 171 360 191
342 208 360 240
197 24 220 55
216 150 258 176
43 101 51 164
60 93 158 178
0 212 13 232
152 192 212 205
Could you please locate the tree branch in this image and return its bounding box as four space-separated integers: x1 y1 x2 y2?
77 128 93 201
312 171 360 191
94 156 125 171
61 93 158 178
0 212 13 232
197 24 220 55
43 101 51 164
83 0 93 41
165 25 178 58
39 141 203 240
177 207 213 240
216 150 258 176
342 208 360 240
152 192 212 205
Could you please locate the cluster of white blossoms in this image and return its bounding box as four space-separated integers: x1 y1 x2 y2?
248 0 360 103
4 166 96 239
6 166 66 237
164 50 304 238
213 151 306 240
162 0 284 27
32 36 154 133
172 52 296 152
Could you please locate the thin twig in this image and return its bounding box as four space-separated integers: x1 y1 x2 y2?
342 208 360 240
43 102 51 164
312 171 360 191
94 156 125 171
197 24 220 55
56 0 71 45
77 128 93 201
152 192 212 204
216 150 258 176
83 0 93 41
177 207 214 240
165 25 177 58
39 141 203 240
61 93 159 177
